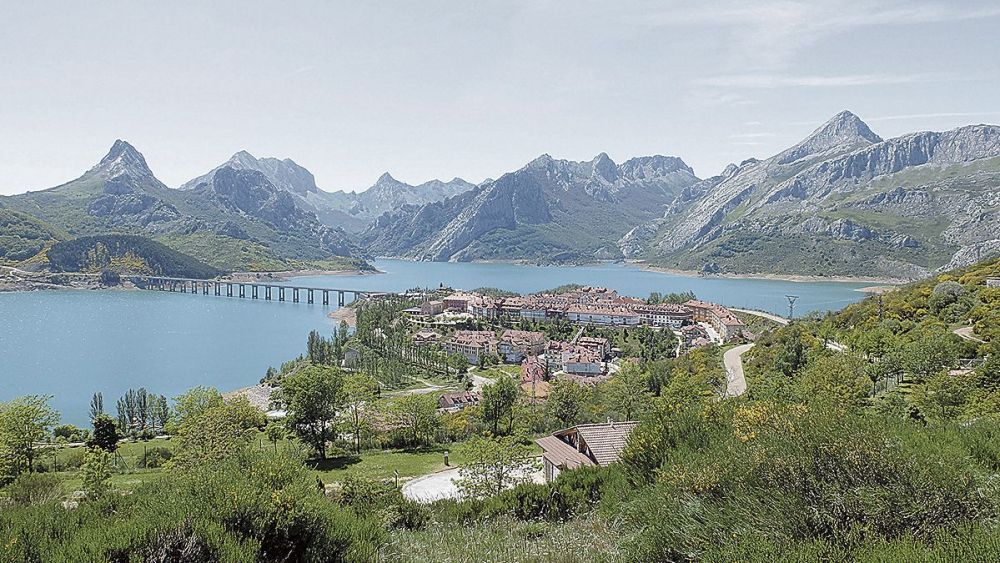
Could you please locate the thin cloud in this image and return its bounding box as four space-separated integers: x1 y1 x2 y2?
695 73 951 89
625 1 1000 69
729 132 775 139
867 111 1000 122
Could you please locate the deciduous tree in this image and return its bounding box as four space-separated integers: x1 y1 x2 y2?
0 395 59 480
277 365 342 458
481 374 519 435
341 371 379 452
456 434 535 499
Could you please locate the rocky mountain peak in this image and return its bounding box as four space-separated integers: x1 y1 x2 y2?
527 154 554 168
228 150 259 167
815 110 881 144
590 152 619 182
776 110 882 165
375 172 400 186
93 140 154 179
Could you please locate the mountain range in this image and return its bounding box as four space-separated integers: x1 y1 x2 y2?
2 111 999 279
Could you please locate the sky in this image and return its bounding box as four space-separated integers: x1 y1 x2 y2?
1 0 998 195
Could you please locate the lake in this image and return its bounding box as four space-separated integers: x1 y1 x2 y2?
1 259 872 424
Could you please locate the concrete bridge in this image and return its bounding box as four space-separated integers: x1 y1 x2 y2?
130 276 384 306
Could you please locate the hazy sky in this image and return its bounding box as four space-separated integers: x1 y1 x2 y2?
1 0 998 195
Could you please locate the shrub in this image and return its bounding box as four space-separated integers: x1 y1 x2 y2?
0 451 386 561
3 473 63 506
135 446 173 469
338 476 428 530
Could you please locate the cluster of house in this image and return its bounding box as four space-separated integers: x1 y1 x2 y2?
415 327 612 377
412 286 745 341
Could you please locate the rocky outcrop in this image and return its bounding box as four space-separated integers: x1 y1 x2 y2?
943 239 1000 271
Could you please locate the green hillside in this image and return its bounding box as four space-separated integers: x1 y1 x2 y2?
0 207 65 264
46 235 221 279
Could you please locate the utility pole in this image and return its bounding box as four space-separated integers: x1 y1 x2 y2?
785 295 799 321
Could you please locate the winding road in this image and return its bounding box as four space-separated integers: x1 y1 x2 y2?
723 344 754 397
720 309 847 399
954 326 985 344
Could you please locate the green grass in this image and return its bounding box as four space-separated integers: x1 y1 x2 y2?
387 513 622 562
310 445 468 483
310 442 542 484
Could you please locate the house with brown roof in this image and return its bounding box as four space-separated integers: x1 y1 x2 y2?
438 390 482 412
576 336 611 359
498 329 547 363
535 421 638 482
412 329 443 347
443 330 498 363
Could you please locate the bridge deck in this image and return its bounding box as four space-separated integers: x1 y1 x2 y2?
131 276 381 295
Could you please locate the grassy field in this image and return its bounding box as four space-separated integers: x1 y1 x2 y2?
38 433 545 493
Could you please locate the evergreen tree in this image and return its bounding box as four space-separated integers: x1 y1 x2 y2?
87 414 120 453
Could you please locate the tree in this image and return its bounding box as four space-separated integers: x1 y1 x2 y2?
456 434 535 499
449 353 470 375
172 386 224 429
87 413 121 453
913 371 974 421
481 375 519 435
0 395 59 480
81 448 113 500
173 396 265 467
277 365 342 458
307 330 335 366
386 394 439 446
151 395 170 432
265 422 287 453
547 379 587 428
605 362 651 420
99 269 121 286
903 330 960 381
341 372 380 452
89 392 104 421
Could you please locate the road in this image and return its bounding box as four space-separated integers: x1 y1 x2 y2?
954 326 985 344
402 464 544 503
723 343 754 398
730 308 790 325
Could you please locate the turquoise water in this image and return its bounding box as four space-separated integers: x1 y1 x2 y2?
294 259 872 316
1 259 872 424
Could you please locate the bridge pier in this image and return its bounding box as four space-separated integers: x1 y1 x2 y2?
134 278 384 311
